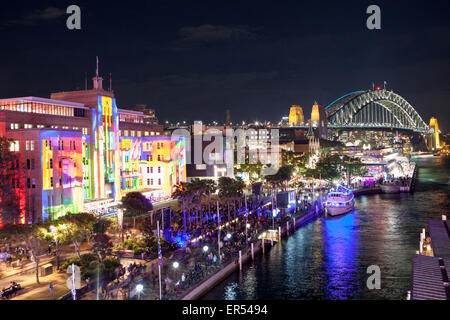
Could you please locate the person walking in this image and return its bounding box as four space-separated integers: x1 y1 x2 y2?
49 283 54 300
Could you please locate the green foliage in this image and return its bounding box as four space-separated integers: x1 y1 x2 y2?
62 253 119 280
121 192 153 218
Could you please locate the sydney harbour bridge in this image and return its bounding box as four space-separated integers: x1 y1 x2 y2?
324 89 429 133
281 88 437 151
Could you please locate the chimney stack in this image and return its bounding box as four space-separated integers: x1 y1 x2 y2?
92 77 103 90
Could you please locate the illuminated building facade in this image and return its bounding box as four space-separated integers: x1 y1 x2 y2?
289 105 305 126
119 135 186 201
0 76 185 224
310 101 328 139
428 117 440 150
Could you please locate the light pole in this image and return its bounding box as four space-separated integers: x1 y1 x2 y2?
136 284 143 300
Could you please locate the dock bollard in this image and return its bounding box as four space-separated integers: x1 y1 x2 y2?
278 227 281 241
251 243 254 260
271 232 273 246
293 218 296 230
262 239 265 254
287 222 289 236
443 215 447 221
239 250 242 270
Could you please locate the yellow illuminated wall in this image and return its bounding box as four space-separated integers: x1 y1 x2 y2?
289 105 304 126
429 117 440 149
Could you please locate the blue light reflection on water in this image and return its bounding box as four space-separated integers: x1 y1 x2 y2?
322 212 359 299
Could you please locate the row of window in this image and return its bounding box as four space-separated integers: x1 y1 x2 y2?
9 123 89 134
120 130 161 137
146 155 166 162
47 159 77 169
146 167 162 174
1 102 82 118
147 178 162 186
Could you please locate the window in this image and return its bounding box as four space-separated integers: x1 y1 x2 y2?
147 167 150 174
30 140 35 151
50 178 53 187
27 159 30 170
158 179 161 185
158 167 161 173
157 155 161 161
27 178 31 189
150 167 153 173
151 179 154 185
147 179 150 185
31 159 35 170
26 141 30 151
49 159 53 169
10 141 19 152
32 178 36 188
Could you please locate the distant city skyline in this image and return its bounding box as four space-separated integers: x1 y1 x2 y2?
0 0 449 131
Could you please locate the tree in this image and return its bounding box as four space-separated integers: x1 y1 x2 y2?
189 179 207 227
172 182 194 233
120 192 153 229
203 179 217 220
137 217 154 245
0 137 24 225
340 155 366 186
40 222 70 270
266 166 293 192
218 177 234 221
55 213 97 258
0 224 46 284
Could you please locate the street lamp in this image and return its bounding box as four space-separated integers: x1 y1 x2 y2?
136 284 144 300
203 245 209 253
173 261 179 269
226 233 232 240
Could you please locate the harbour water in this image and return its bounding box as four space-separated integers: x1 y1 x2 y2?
202 156 450 300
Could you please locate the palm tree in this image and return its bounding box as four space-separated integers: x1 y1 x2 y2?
172 182 194 233
218 177 234 221
190 179 207 227
203 179 217 222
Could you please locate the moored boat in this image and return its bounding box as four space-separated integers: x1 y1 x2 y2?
325 187 355 217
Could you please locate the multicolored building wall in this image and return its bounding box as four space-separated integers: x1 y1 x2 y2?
119 135 186 200
1 88 185 224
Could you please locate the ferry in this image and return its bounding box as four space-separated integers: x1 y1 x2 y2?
325 187 355 217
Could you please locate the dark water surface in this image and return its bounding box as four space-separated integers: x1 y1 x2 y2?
202 156 450 300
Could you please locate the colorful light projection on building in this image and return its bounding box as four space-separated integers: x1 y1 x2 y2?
119 136 186 199
91 96 120 202
41 131 84 221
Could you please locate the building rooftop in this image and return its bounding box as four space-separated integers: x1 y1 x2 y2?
0 96 87 109
428 219 450 258
411 254 449 300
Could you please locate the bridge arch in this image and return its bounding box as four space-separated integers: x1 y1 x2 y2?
325 89 428 132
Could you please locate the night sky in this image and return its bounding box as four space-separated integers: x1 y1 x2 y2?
1 0 449 131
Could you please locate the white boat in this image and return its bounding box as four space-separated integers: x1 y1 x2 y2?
325 187 355 217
